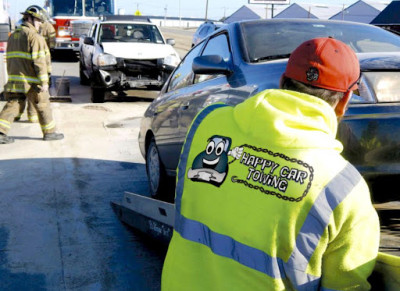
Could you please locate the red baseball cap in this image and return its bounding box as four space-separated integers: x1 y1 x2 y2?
284 37 360 93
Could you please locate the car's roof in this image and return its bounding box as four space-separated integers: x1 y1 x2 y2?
97 20 156 25
236 18 374 27
94 15 152 25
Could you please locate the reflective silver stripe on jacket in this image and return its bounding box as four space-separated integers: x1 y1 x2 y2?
283 164 361 290
174 104 360 288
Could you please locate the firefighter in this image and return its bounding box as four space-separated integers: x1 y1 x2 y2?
39 7 54 88
0 5 63 143
39 9 56 54
161 38 380 290
15 7 54 124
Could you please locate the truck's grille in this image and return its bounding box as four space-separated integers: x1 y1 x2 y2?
71 21 93 38
124 59 159 67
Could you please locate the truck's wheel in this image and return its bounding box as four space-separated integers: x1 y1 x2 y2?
146 137 168 199
79 62 90 85
91 87 105 103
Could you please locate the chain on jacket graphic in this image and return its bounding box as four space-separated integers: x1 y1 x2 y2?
187 135 314 202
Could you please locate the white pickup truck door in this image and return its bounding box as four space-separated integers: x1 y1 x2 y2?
81 24 98 76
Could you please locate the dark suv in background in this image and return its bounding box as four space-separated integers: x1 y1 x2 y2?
191 21 225 47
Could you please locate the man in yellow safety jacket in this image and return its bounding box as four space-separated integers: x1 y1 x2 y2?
162 38 380 290
0 5 63 144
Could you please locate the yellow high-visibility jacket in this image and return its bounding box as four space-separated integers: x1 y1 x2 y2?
39 21 56 50
162 89 380 290
5 21 49 94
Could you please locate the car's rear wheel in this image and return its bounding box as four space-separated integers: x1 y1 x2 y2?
146 137 168 199
79 62 90 85
91 87 105 103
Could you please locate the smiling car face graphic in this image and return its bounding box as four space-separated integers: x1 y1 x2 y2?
187 135 232 186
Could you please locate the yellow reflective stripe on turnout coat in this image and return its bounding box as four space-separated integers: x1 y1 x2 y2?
5 22 49 94
162 89 380 291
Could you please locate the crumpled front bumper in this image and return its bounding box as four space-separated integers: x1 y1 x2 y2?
93 58 174 89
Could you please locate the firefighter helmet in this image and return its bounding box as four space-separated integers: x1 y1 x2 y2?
21 5 46 22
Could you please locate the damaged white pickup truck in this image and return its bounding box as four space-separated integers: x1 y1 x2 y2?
79 15 181 103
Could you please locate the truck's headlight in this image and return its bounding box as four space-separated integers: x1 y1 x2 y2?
58 26 71 37
163 53 180 67
96 53 117 66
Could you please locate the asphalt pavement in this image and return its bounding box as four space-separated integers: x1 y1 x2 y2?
0 59 168 290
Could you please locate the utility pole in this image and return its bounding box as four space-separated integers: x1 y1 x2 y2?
179 0 181 27
164 5 167 26
342 3 345 20
265 4 268 19
205 0 208 21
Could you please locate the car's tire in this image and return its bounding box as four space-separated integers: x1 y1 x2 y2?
91 87 105 103
79 62 90 85
146 137 169 199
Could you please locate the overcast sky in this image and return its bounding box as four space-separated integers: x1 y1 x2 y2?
7 0 382 22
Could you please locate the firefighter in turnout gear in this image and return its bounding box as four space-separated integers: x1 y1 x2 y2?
15 7 54 123
39 9 54 87
39 10 56 53
162 38 380 290
0 5 63 144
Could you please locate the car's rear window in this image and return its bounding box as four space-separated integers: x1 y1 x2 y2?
241 21 400 63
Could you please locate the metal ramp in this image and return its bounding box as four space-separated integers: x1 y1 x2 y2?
111 192 174 244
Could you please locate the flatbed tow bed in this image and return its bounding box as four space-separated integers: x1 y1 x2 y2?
111 192 174 244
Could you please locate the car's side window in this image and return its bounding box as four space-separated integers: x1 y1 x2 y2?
167 44 204 92
91 24 99 41
90 24 97 38
194 33 230 84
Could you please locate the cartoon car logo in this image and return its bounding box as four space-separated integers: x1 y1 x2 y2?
187 135 232 186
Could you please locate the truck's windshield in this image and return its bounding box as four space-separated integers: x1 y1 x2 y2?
49 0 114 17
99 23 164 44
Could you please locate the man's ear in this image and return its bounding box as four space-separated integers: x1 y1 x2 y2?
334 91 352 117
279 75 285 89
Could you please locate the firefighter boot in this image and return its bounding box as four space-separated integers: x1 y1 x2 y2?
0 133 15 144
43 132 64 141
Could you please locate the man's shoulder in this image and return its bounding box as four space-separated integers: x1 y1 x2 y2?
27 29 46 43
44 22 55 29
20 25 39 38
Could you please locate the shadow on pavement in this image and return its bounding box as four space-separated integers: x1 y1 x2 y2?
0 228 47 290
0 158 165 290
52 52 79 63
48 74 156 104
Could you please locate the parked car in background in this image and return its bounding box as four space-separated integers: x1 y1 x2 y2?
138 19 400 201
79 15 181 103
191 21 225 47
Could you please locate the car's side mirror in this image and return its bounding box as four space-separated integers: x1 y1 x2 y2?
166 38 175 46
83 36 94 45
192 55 232 75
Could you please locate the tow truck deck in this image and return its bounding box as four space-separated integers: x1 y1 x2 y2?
111 192 174 244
